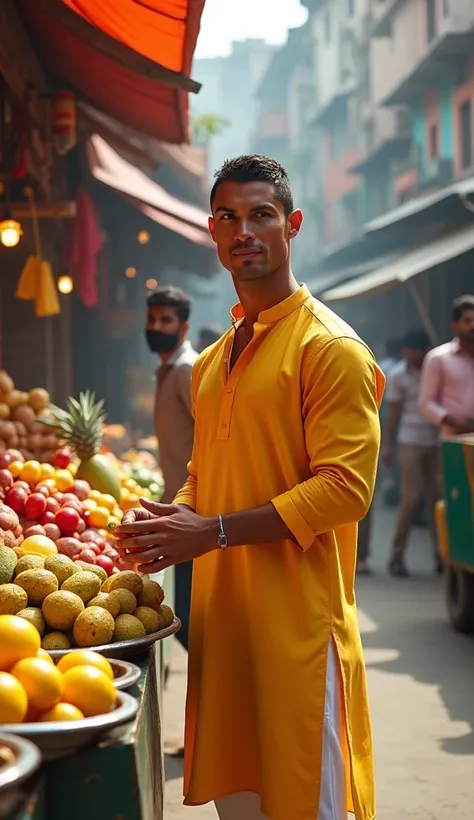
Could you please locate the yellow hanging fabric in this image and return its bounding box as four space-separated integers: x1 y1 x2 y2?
16 255 41 300
35 260 60 317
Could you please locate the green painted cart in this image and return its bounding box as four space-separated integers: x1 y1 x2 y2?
437 435 474 633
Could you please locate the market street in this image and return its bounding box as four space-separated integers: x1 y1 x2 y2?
163 504 474 820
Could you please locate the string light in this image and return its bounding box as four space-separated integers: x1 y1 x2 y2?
58 275 73 294
145 278 158 290
137 230 150 245
125 266 137 278
0 218 23 248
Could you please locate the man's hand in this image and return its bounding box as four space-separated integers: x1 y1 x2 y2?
114 499 217 573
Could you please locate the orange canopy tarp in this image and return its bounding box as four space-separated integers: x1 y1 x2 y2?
19 0 205 143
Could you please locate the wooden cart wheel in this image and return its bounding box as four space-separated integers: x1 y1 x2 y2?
445 564 474 634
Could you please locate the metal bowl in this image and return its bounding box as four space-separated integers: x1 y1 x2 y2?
1 690 138 761
109 658 141 690
0 733 41 816
47 616 181 661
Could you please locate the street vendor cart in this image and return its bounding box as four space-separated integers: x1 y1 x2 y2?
436 435 474 633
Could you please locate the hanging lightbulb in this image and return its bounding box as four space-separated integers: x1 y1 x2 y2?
145 278 158 290
125 266 137 278
58 274 73 294
137 230 150 245
0 218 23 248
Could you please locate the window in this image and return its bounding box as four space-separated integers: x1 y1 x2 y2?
426 0 437 43
429 123 439 158
460 100 472 169
324 9 331 42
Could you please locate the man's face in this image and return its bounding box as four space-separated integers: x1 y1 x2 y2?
146 305 182 336
453 308 474 342
208 181 303 282
404 347 427 369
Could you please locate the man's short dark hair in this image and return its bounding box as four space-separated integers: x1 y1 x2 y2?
210 155 294 217
385 337 403 358
452 294 474 322
146 285 192 324
403 329 430 350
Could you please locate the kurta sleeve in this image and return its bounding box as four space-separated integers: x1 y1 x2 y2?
173 360 199 510
271 336 385 551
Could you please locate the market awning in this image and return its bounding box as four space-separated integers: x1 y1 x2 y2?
323 225 474 301
365 176 474 234
87 134 214 248
19 0 205 143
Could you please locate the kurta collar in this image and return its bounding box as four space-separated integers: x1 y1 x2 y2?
229 284 311 326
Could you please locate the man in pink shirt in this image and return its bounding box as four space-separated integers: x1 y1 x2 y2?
419 295 474 438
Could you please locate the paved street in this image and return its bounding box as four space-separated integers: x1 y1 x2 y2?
163 505 474 819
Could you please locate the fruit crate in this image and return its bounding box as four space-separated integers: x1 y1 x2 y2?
5 642 166 820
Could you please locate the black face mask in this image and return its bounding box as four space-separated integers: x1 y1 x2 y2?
145 329 180 354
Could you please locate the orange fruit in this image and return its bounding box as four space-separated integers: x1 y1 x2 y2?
0 672 28 723
57 650 114 680
21 535 57 558
82 499 97 512
121 494 140 511
0 614 41 671
54 469 74 491
38 702 84 722
36 648 54 665
88 506 110 529
97 494 116 512
9 460 23 478
39 463 55 480
62 666 117 717
11 657 63 711
20 460 41 484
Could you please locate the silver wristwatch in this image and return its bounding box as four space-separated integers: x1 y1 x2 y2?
217 514 228 551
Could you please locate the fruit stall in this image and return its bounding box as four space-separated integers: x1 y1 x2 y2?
0 372 178 819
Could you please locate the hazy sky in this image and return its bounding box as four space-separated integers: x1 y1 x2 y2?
194 0 308 59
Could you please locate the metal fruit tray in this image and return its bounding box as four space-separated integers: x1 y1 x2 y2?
1 690 138 761
0 733 41 816
109 658 141 690
47 616 181 661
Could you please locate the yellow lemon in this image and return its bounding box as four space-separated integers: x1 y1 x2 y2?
98 494 116 512
62 666 117 717
88 506 110 529
0 672 28 723
11 657 63 711
0 614 41 671
54 469 74 492
38 702 84 722
39 463 55 480
57 649 114 680
21 535 57 558
20 460 41 484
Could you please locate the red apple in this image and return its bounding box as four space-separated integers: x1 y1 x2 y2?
55 507 80 537
25 493 47 520
96 555 114 575
40 511 56 525
0 470 13 490
45 497 60 515
0 454 13 469
6 487 28 515
53 449 71 469
71 480 90 501
13 481 30 493
62 500 83 516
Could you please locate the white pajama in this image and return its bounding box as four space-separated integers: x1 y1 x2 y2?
214 640 347 820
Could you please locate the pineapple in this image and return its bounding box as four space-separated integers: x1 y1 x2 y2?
41 391 122 501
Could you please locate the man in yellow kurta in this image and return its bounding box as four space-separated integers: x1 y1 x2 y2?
117 155 384 820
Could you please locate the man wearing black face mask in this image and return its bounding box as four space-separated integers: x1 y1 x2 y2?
145 286 197 684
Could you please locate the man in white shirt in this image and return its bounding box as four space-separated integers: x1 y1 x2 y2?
383 330 440 577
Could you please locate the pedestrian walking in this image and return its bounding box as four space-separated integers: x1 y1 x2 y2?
420 294 474 437
384 330 440 577
119 155 384 820
145 285 197 753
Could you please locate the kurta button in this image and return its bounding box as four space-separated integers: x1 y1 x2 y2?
226 387 233 393
221 423 227 428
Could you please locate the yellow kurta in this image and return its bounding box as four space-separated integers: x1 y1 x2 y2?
174 285 384 820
